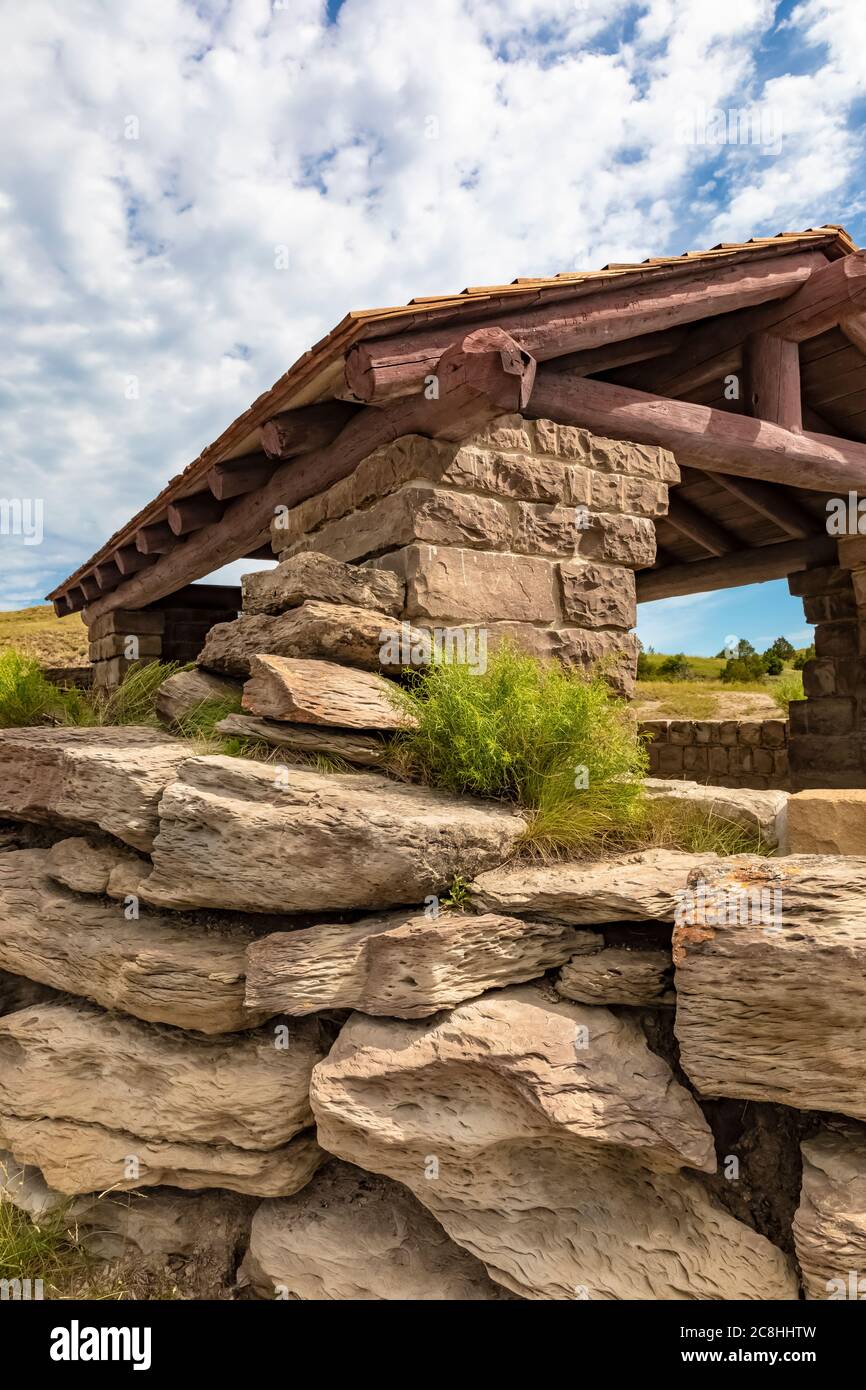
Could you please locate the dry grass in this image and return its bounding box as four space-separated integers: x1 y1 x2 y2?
0 605 87 666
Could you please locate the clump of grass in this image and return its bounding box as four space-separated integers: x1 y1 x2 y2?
98 660 182 726
387 642 647 857
772 672 804 715
0 1195 126 1300
626 799 770 856
441 873 472 911
0 649 92 727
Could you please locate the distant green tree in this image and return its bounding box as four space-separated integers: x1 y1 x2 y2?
657 653 693 681
792 644 815 670
766 636 795 662
721 652 767 683
764 653 784 676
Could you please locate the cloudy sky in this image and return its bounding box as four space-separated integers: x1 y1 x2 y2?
2 0 865 653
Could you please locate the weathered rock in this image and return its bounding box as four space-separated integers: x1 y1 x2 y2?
559 560 636 630
142 757 525 913
0 1112 323 1198
245 910 590 1018
786 788 866 855
242 552 404 617
793 1125 866 1301
155 667 242 728
470 849 717 924
0 727 189 851
673 855 866 1120
0 1001 327 1181
242 1161 512 1300
311 986 797 1300
45 835 146 898
555 945 674 1006
0 849 268 1033
242 655 411 731
216 713 388 768
198 602 421 677
643 778 788 849
376 544 559 625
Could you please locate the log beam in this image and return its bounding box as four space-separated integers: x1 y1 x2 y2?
343 251 823 403
664 495 737 556
529 369 866 493
93 559 123 592
207 453 276 502
76 330 536 623
115 544 158 576
259 401 359 460
618 251 866 400
167 492 225 536
135 522 175 555
637 535 837 602
705 473 815 540
745 332 802 431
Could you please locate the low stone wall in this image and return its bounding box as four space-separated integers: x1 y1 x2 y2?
3 551 865 1302
640 718 789 790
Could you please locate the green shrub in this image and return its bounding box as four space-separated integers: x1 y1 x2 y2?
656 652 693 680
763 653 783 676
772 672 804 714
792 645 815 670
386 643 648 857
721 652 766 683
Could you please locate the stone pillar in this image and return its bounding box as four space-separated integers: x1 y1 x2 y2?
787 558 863 789
269 414 677 696
87 586 240 691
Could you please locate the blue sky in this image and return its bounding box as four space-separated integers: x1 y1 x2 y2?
1 0 865 654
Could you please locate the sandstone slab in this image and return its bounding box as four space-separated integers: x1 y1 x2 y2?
0 1001 326 1154
198 602 419 677
0 1112 322 1198
311 986 796 1300
283 487 513 564
216 713 388 767
793 1126 866 1301
242 654 410 731
643 778 788 849
470 849 717 924
555 945 674 1006
0 726 189 851
377 544 558 625
155 667 242 728
0 849 268 1033
786 788 866 855
142 757 525 913
242 1161 512 1300
242 552 403 617
673 855 866 1120
45 834 146 897
245 910 590 1017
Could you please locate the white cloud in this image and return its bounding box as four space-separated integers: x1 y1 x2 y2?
0 0 862 607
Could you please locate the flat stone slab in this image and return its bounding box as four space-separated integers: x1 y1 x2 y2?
242 1161 511 1300
142 757 526 913
242 552 404 617
469 849 718 924
555 945 674 1006
197 602 422 677
673 855 866 1120
245 909 590 1017
216 713 388 768
0 848 268 1033
242 654 411 730
0 1000 328 1194
643 778 788 849
793 1125 866 1301
0 726 190 851
311 985 796 1300
786 788 866 855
